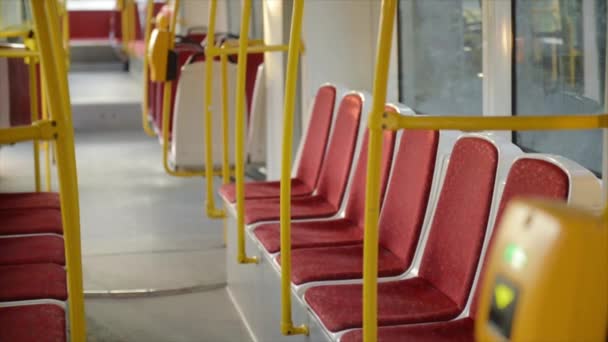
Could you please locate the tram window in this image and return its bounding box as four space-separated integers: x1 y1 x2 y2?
0 0 28 29
513 0 606 175
227 0 264 39
397 0 483 115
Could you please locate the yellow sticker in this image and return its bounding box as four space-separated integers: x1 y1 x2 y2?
495 284 515 310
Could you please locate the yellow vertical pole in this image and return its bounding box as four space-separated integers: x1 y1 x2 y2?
28 59 41 192
279 0 307 336
41 73 52 191
61 0 70 69
141 0 156 137
161 0 180 174
603 2 608 207
235 0 257 264
362 1 396 342
221 51 230 244
204 0 225 218
221 52 230 186
30 1 86 340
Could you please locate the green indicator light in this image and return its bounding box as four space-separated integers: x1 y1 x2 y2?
503 243 527 270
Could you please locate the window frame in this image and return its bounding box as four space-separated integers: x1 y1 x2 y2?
396 0 607 200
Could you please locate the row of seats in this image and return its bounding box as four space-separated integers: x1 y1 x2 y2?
220 84 601 341
0 192 69 341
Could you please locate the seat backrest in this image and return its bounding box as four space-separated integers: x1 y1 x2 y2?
418 137 498 309
343 108 398 229
377 128 439 270
469 157 571 318
295 85 338 191
315 93 363 210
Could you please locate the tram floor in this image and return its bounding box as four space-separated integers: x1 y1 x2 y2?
0 130 251 342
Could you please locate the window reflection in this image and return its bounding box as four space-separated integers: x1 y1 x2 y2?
398 0 482 115
514 0 606 174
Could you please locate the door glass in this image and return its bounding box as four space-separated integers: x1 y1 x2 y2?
513 0 606 174
397 0 483 114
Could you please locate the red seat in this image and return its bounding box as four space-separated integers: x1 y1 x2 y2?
0 209 62 235
339 157 570 340
0 192 60 210
0 263 67 301
242 94 363 225
220 85 337 203
255 218 360 254
254 111 420 255
341 318 475 342
0 304 66 342
280 129 437 284
0 236 65 266
305 137 498 332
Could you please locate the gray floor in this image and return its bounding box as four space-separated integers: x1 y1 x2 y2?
0 71 251 342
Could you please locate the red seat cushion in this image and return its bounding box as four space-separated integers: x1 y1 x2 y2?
283 245 404 285
244 195 338 225
0 209 63 235
242 93 362 224
341 318 475 342
290 85 337 191
0 192 60 210
305 137 497 331
253 125 397 252
338 158 569 341
253 218 363 254
305 278 460 332
220 86 337 203
0 304 66 342
219 179 313 204
0 236 65 266
0 264 67 301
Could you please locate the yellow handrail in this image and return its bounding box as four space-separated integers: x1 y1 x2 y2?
205 5 294 220
0 25 31 39
202 0 292 219
27 55 41 192
203 0 224 218
361 1 397 342
158 0 227 178
41 72 52 192
29 0 86 340
382 113 608 131
233 0 257 262
0 120 57 144
0 46 38 58
141 0 156 137
158 0 206 177
278 0 307 336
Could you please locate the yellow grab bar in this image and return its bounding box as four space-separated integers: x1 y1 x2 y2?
0 25 31 39
279 0 307 336
362 1 397 342
0 120 57 144
202 3 291 219
203 0 225 218
233 0 257 263
141 0 156 137
382 112 608 131
158 0 209 178
221 52 230 187
41 72 52 192
0 47 39 58
28 57 41 192
30 0 86 340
